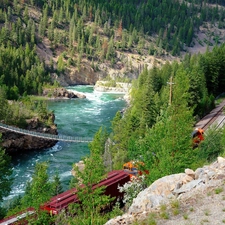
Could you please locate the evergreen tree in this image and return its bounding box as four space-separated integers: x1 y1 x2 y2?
22 162 52 209
0 140 13 219
51 172 63 196
141 70 195 183
64 127 111 224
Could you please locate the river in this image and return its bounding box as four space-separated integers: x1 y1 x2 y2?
3 85 126 206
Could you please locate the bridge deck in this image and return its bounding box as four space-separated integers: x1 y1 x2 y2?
0 123 92 143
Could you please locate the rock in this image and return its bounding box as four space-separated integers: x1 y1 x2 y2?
185 168 195 179
173 179 203 194
195 167 204 179
71 91 86 99
71 160 85 176
0 115 58 154
94 81 131 93
104 157 225 225
128 173 186 214
182 174 194 184
43 87 86 99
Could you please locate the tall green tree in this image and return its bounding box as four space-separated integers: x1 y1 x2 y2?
140 70 195 183
60 127 111 224
0 139 13 219
22 162 52 208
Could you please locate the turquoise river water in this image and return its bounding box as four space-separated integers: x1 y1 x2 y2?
3 85 126 206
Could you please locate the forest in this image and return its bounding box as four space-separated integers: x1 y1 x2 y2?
0 0 225 100
1 0 225 224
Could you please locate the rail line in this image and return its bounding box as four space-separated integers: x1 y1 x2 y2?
195 100 225 131
0 122 92 143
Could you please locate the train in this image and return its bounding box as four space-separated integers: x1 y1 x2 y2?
41 169 130 215
192 127 204 148
192 99 225 148
0 170 131 225
2 100 225 224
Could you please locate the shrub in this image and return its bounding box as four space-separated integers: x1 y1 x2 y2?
118 175 146 207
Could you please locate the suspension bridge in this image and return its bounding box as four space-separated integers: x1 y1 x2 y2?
0 122 93 143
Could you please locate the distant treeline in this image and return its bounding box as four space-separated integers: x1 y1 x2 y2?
0 0 224 100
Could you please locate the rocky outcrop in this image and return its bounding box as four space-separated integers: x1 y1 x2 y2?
105 156 225 225
94 81 131 93
43 87 86 99
0 117 58 154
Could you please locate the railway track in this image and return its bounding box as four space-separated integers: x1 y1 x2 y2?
195 100 225 131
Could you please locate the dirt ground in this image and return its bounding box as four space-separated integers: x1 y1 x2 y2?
156 185 225 225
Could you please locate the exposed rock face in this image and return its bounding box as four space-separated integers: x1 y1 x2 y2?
0 117 58 154
94 81 131 93
105 156 225 225
43 87 86 99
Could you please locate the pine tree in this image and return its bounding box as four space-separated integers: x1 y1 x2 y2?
51 172 63 196
66 127 111 224
22 162 52 208
0 140 13 205
141 70 195 184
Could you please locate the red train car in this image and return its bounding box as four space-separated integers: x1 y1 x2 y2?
0 170 130 224
41 170 130 215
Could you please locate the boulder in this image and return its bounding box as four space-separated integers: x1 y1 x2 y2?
104 156 225 225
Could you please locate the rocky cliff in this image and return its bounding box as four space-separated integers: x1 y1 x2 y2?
43 87 86 99
0 116 58 154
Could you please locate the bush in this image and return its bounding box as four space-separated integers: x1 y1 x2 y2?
118 175 146 208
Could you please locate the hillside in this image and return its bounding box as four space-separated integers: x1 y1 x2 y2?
34 2 225 86
106 157 225 225
1 1 225 91
1 1 225 224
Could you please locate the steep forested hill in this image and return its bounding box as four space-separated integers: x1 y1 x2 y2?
0 0 224 99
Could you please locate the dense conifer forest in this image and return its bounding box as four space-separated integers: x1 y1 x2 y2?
0 0 225 100
1 0 225 224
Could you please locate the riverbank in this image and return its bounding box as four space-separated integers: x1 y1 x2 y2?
94 81 131 103
3 86 126 204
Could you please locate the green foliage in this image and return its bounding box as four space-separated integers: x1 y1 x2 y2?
58 127 113 224
0 44 51 99
51 172 63 196
0 93 54 128
21 162 52 209
21 162 54 224
0 137 13 219
196 126 224 163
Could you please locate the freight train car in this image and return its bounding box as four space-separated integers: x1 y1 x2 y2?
0 170 130 224
41 170 130 215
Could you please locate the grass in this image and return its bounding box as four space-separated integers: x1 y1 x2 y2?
160 204 167 211
201 219 209 224
147 213 157 225
160 204 169 219
215 187 223 194
160 211 169 219
28 95 51 101
183 213 188 220
170 199 180 216
204 209 210 216
171 200 180 209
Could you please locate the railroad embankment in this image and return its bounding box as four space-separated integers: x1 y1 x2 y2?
105 156 225 225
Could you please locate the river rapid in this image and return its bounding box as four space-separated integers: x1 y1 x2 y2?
3 85 126 206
